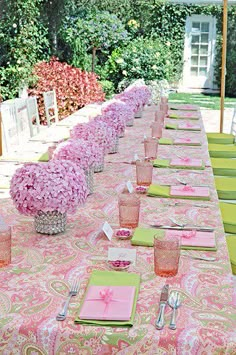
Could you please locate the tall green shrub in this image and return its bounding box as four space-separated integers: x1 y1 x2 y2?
0 0 49 100
104 37 178 89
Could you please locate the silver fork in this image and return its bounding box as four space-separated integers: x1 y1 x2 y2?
56 279 80 321
168 292 181 330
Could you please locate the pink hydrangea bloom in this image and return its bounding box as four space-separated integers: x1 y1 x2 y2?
10 160 88 216
53 139 103 169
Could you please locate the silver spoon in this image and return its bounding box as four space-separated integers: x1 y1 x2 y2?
168 292 181 330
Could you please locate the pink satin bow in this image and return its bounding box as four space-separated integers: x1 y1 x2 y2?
186 122 193 128
181 231 196 239
182 185 195 192
179 157 191 163
100 288 113 304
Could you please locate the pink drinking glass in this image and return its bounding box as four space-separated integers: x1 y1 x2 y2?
136 160 153 186
118 194 140 228
48 145 57 160
154 236 180 277
0 226 11 267
151 122 163 139
144 138 158 160
155 110 165 123
159 103 168 115
160 96 168 104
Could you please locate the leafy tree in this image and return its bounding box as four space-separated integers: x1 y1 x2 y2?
60 11 128 72
0 0 49 99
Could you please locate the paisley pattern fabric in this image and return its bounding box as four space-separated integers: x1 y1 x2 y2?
0 105 235 354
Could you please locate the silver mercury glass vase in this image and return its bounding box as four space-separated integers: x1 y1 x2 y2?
34 210 67 235
93 157 105 173
126 117 134 127
85 167 94 194
108 136 119 154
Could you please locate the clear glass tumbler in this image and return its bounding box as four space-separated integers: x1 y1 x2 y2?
118 194 140 228
144 138 158 160
0 226 11 267
154 236 180 277
151 122 163 139
155 110 165 123
136 160 153 186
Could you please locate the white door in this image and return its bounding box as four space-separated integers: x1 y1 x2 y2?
182 15 216 89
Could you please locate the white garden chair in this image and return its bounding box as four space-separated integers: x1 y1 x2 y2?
26 96 40 136
43 89 59 126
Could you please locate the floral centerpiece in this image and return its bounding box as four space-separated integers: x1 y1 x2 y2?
93 116 119 152
101 99 133 131
53 139 101 193
10 160 88 234
71 119 116 154
116 84 151 117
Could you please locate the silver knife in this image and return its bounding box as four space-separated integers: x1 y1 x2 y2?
155 284 169 329
150 225 214 232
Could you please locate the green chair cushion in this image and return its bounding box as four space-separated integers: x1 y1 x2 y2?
214 177 236 199
219 202 236 233
226 235 236 275
208 143 236 158
211 158 236 176
207 133 234 144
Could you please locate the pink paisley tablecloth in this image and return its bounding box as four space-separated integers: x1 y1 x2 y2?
0 105 235 354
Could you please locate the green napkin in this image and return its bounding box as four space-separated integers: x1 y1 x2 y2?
131 227 217 251
131 227 164 246
219 202 236 234
153 159 170 168
152 159 205 170
75 270 140 327
215 176 236 199
169 113 199 120
165 123 201 131
211 158 236 176
226 235 236 274
208 144 236 158
159 138 173 145
207 133 234 145
38 152 49 162
147 184 210 200
165 123 178 130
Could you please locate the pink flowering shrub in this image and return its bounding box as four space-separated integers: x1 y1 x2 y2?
53 139 104 169
28 57 105 124
10 160 88 216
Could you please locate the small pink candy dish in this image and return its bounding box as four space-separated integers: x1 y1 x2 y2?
107 260 132 271
115 228 132 240
135 186 148 194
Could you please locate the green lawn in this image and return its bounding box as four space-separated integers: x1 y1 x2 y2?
169 93 236 110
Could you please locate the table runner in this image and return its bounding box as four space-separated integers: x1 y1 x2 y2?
0 104 235 354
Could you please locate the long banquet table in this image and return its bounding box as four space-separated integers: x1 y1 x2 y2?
0 105 235 354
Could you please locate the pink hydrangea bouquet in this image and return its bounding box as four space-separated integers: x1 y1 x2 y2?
117 85 151 113
53 139 103 170
101 99 133 134
10 160 88 216
71 119 116 154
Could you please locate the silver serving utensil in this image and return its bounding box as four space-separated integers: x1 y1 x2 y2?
56 279 80 321
181 251 216 261
155 284 169 330
150 224 214 232
168 291 181 330
168 217 214 231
